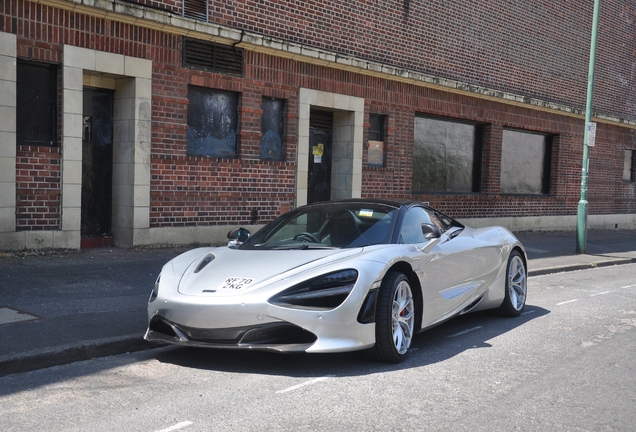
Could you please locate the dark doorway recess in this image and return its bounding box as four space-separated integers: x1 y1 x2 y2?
308 110 333 204
81 87 114 248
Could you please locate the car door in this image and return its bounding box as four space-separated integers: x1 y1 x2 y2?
398 206 481 329
461 226 508 298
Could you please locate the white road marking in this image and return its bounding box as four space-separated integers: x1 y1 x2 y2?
590 291 611 297
0 307 39 325
448 326 482 337
521 310 536 315
155 421 193 432
276 375 335 394
524 247 549 254
622 284 636 289
557 299 579 306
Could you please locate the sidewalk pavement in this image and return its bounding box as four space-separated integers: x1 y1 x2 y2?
1 230 636 376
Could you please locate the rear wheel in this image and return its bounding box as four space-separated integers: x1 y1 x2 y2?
498 250 527 316
369 271 415 363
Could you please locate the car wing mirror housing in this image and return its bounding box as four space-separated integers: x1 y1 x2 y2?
421 223 441 240
420 223 442 253
227 227 251 246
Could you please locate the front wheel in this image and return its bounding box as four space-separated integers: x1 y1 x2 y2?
498 250 527 317
369 271 415 363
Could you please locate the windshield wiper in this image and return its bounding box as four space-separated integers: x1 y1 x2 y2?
271 245 338 250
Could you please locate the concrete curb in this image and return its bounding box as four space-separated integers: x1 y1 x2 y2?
528 257 636 277
0 335 159 377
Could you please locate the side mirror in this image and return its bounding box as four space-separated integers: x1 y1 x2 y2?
421 223 442 240
227 227 251 245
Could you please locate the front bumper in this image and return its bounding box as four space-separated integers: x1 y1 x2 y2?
144 315 317 352
144 282 381 353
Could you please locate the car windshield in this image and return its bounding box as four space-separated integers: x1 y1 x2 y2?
239 202 400 250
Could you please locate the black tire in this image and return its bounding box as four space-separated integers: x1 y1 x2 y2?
497 250 527 317
368 271 415 363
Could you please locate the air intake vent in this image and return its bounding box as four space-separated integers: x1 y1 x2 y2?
194 253 215 273
183 38 243 76
183 0 207 21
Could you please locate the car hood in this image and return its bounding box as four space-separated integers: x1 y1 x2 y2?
173 247 363 296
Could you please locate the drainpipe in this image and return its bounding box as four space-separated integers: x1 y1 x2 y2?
576 0 601 254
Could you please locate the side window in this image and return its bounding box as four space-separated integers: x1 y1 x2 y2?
413 115 482 193
399 207 434 244
187 85 239 158
261 97 285 161
430 209 454 231
624 149 635 181
501 129 552 194
17 61 57 146
368 114 386 167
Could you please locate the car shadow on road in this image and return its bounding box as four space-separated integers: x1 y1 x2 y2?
154 304 550 377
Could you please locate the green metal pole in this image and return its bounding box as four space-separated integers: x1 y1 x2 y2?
576 0 601 254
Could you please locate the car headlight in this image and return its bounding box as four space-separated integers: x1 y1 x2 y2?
149 274 160 303
269 269 358 310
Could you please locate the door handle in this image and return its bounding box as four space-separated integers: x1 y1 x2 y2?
83 115 92 141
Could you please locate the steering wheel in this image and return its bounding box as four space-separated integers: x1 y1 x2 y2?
293 232 320 243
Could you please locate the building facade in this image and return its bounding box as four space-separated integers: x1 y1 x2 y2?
1 0 635 250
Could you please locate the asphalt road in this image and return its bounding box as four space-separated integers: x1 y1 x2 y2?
1 263 635 432
0 247 189 372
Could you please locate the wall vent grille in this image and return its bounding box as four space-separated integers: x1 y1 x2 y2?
183 0 207 21
183 38 243 76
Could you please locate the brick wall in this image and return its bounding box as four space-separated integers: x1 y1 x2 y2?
149 53 300 228
245 50 635 219
115 0 636 123
589 126 636 214
15 146 61 231
2 0 635 124
2 0 635 234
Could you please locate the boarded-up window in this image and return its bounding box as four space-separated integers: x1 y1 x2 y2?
260 97 285 161
187 86 238 158
501 129 552 194
17 61 57 146
413 116 482 193
624 150 635 181
368 114 385 167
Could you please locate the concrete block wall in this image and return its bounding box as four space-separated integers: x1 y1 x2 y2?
0 32 16 235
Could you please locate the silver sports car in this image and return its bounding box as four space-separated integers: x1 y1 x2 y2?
144 199 527 363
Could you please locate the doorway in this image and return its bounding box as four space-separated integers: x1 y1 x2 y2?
81 87 114 248
308 110 333 204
